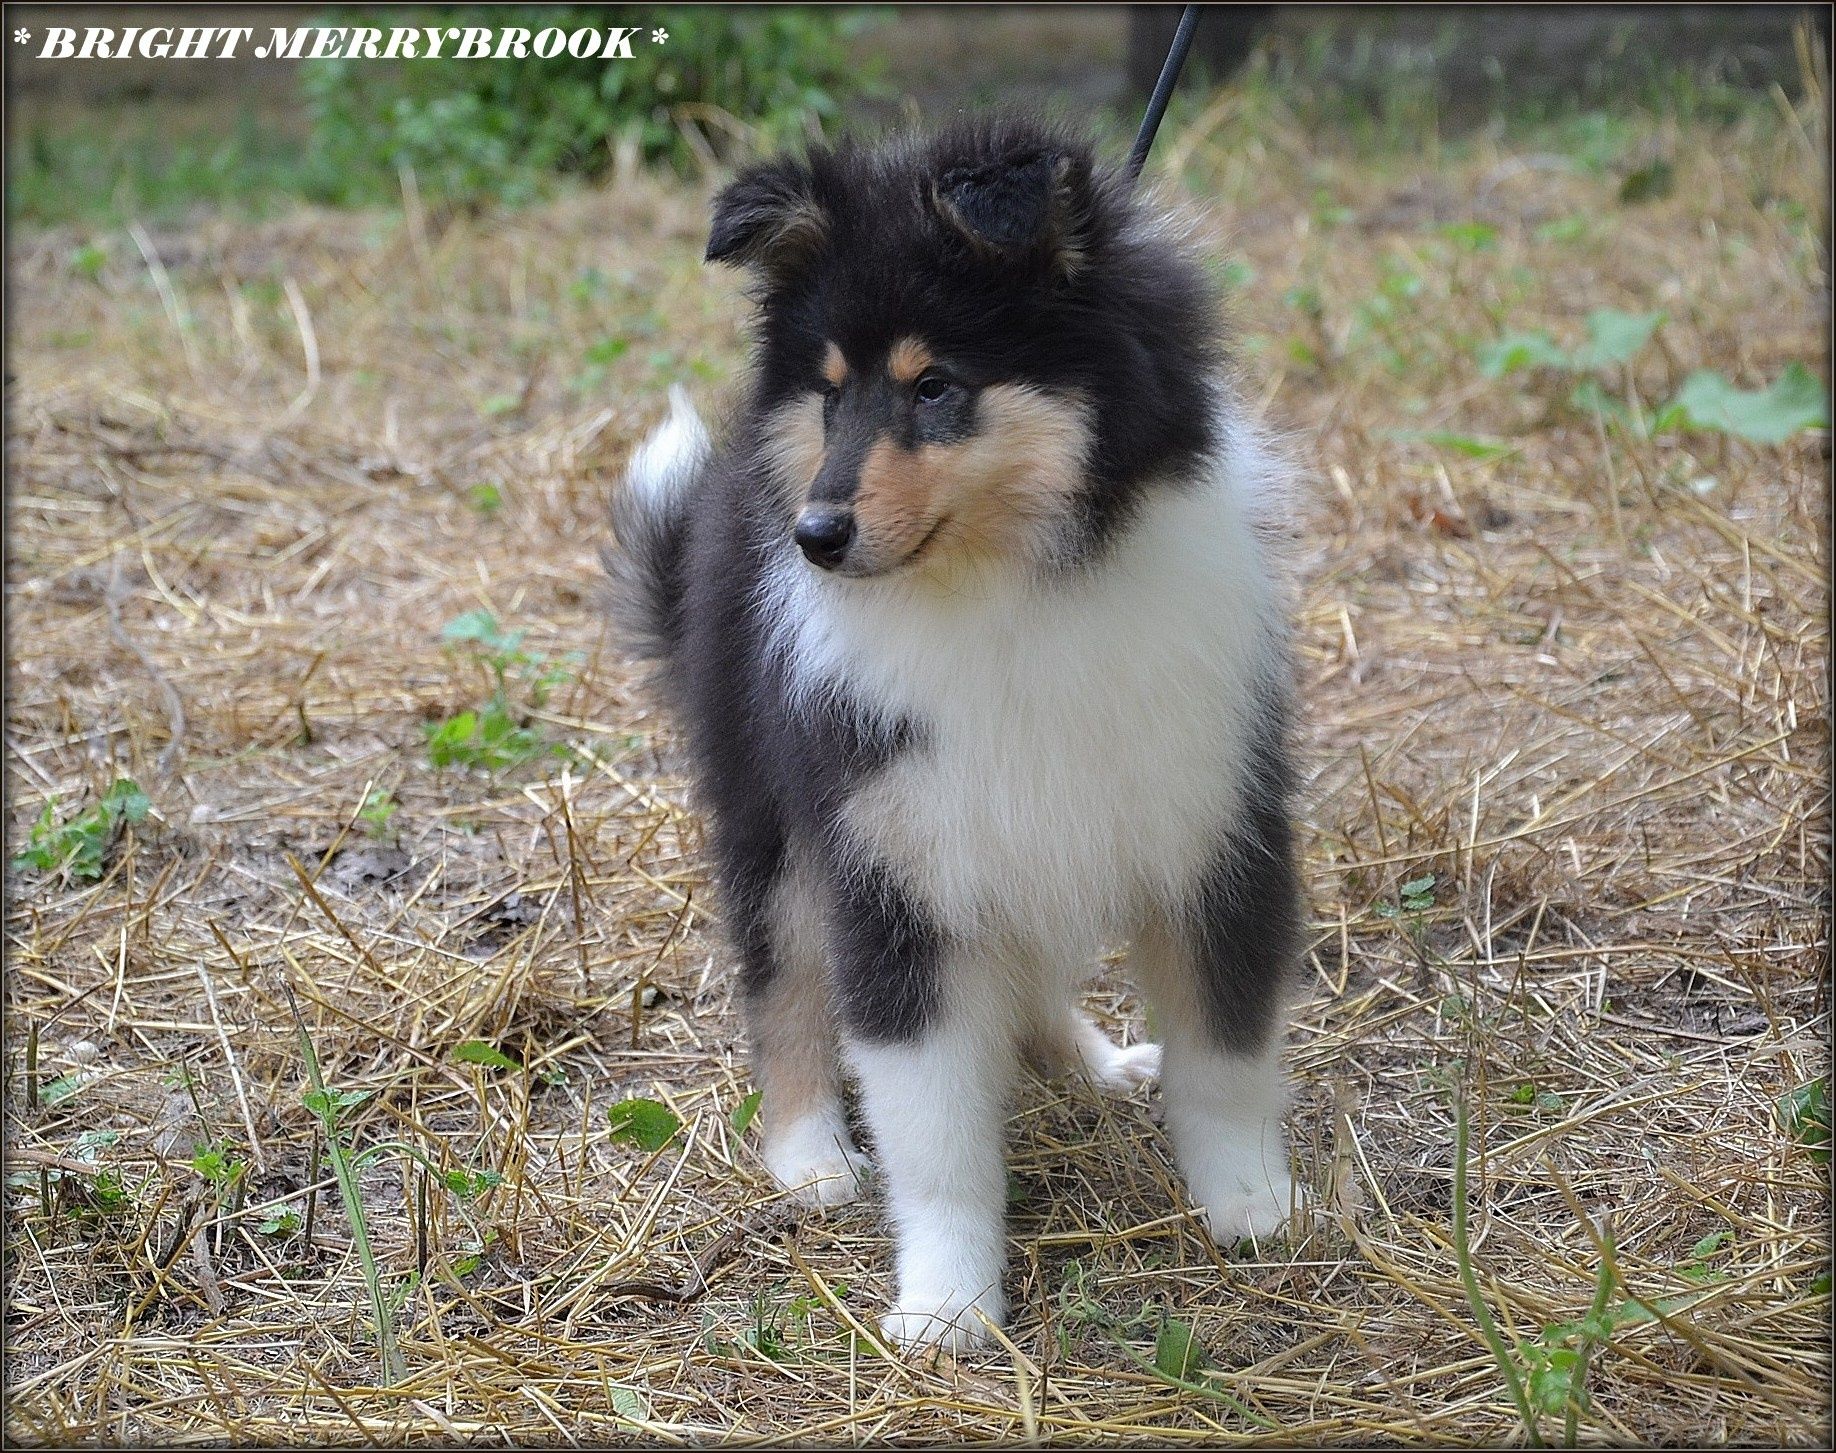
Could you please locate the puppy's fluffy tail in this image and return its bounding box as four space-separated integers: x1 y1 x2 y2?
602 385 710 666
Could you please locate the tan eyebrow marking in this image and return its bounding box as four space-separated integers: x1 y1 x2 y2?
887 337 935 385
822 342 847 388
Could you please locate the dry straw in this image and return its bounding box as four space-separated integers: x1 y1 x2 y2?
5 61 1828 1447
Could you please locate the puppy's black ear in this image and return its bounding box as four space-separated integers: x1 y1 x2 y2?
931 149 1092 273
705 159 826 276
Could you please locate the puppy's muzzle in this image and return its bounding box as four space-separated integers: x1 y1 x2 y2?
794 506 855 570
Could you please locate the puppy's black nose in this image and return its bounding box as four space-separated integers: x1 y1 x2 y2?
794 507 855 569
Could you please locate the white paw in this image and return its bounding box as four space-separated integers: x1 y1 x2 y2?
1197 1171 1303 1245
1086 1039 1162 1094
881 1291 1004 1353
762 1113 872 1209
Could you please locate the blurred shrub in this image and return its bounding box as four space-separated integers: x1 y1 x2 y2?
302 6 882 206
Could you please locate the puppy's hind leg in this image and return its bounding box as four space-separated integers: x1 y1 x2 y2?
1133 823 1306 1246
1023 999 1160 1094
744 852 870 1209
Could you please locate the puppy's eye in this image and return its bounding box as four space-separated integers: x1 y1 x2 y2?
914 373 956 405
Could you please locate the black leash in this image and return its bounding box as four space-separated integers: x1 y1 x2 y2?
1125 4 1203 186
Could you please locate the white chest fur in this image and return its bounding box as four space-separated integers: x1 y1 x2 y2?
768 442 1288 963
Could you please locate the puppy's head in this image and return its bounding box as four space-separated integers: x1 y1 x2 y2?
706 119 1218 580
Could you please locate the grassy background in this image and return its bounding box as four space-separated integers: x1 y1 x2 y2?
4 9 1830 1445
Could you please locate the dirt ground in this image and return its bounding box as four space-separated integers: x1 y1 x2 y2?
4 53 1830 1449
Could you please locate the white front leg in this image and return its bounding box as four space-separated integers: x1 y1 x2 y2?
847 1000 1012 1353
1131 918 1301 1245
1160 1035 1297 1242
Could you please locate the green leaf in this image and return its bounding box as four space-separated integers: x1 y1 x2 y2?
302 1085 373 1124
70 243 108 280
73 1128 120 1160
608 1384 650 1423
1215 258 1256 291
1569 376 1631 422
424 711 478 767
1569 309 1664 370
607 1097 682 1153
83 1169 131 1214
258 1209 302 1236
1689 1230 1729 1261
1477 330 1566 378
1535 216 1589 244
40 1072 85 1108
729 1089 763 1136
1440 221 1498 251
585 336 630 366
1527 1344 1581 1413
440 610 504 647
1400 874 1436 912
190 1143 236 1184
1664 364 1828 445
11 779 149 881
102 779 151 825
452 1040 521 1072
442 1168 502 1200
1153 1317 1207 1380
1421 431 1517 461
1775 1077 1830 1161
1618 158 1675 204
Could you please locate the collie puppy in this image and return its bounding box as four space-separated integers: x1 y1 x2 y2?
605 117 1303 1352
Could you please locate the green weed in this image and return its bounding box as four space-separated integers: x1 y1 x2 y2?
468 482 505 515
356 787 399 840
606 1097 683 1153
1451 1096 1544 1445
1656 364 1829 444
68 243 108 280
1476 312 1825 446
1105 1308 1278 1429
424 611 579 773
5 1128 133 1221
1376 874 1439 955
8 105 319 226
1775 1078 1830 1162
256 1209 304 1238
288 988 403 1385
189 1139 248 1192
10 779 150 882
1447 1095 1723 1445
452 1040 521 1072
1679 1229 1732 1284
1478 309 1664 379
302 6 885 207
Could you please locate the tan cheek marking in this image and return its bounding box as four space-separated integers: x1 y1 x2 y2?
921 384 1092 560
821 342 847 389
760 395 825 508
886 337 935 386
854 439 944 559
